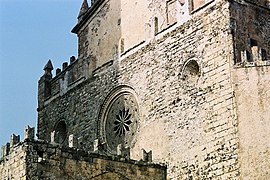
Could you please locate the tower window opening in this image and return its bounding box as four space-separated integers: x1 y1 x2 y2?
54 121 67 144
154 17 159 35
261 49 267 61
246 50 253 62
250 39 257 47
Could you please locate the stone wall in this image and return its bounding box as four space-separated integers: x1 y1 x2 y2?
0 141 166 180
0 143 26 179
231 0 270 65
36 0 270 179
230 1 270 179
37 0 243 179
121 0 190 52
119 1 240 178
74 0 121 68
232 67 270 179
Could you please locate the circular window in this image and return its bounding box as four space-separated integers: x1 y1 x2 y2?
182 60 200 82
99 86 139 154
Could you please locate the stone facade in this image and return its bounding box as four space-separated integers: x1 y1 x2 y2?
37 0 270 179
1 0 270 179
230 1 270 179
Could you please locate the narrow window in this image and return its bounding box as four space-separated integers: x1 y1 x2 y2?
154 17 159 34
120 38 125 53
241 50 253 62
250 39 258 61
261 48 267 61
246 50 253 62
250 39 257 47
235 50 242 64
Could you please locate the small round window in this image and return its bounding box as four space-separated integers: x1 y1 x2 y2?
182 60 200 82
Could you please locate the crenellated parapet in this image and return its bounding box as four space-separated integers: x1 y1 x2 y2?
230 0 270 67
1 125 130 160
37 56 98 111
0 140 166 179
2 125 152 162
0 126 35 160
1 115 163 179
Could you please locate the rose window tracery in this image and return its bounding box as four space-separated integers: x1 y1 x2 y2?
99 87 139 154
114 108 132 136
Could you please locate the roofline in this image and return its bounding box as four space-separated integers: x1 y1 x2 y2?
71 0 105 34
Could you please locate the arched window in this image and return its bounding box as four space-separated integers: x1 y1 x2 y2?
182 60 200 82
154 17 159 34
54 121 67 144
98 86 139 154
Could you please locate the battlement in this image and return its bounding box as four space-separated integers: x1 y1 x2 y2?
230 0 270 67
0 126 34 160
45 57 84 97
0 129 157 164
0 142 166 179
0 127 165 179
37 55 99 111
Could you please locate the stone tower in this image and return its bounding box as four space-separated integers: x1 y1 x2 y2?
36 0 270 179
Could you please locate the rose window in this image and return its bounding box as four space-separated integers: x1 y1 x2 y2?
114 109 132 136
100 88 139 154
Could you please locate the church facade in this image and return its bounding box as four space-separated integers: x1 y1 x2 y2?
1 0 270 179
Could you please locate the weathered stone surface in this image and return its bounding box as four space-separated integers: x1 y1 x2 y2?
2 0 270 179
10 134 20 147
24 126 34 141
35 0 270 179
0 141 166 179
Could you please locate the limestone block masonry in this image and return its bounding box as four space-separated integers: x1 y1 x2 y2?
1 0 270 179
38 0 270 179
0 140 166 179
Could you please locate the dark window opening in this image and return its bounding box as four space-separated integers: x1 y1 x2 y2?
261 49 267 61
37 151 43 158
120 38 125 53
250 39 258 47
182 60 200 82
55 121 67 144
235 50 242 64
154 17 159 35
246 50 253 62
